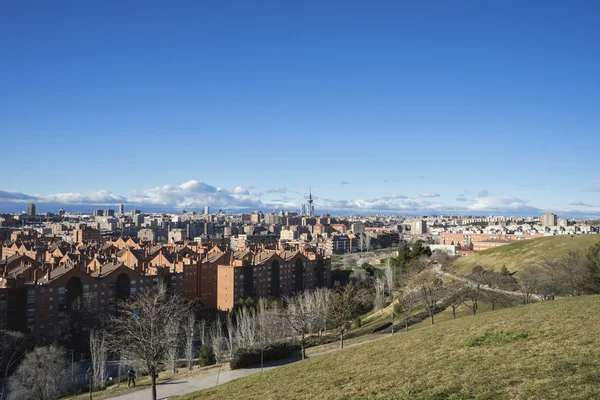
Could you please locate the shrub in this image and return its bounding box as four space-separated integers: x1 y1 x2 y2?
230 342 301 370
352 316 362 329
198 344 216 367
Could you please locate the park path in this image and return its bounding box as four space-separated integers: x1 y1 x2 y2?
106 264 540 399
105 337 387 400
432 263 543 301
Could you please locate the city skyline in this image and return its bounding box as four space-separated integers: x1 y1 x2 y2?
0 178 599 218
1 2 599 216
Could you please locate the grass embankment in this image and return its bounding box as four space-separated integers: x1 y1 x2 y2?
452 235 600 276
62 364 228 400
175 296 600 400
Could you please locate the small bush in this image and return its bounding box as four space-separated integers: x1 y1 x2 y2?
352 316 362 329
198 344 216 367
464 330 530 347
230 342 301 370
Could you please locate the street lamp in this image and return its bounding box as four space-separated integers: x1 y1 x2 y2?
86 367 93 400
391 312 395 335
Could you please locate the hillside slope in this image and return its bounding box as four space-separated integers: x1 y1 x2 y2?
452 234 600 275
176 296 600 400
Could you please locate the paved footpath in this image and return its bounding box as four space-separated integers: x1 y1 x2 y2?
106 338 384 400
106 365 281 400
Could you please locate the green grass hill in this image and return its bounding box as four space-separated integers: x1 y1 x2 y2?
176 295 600 400
452 234 600 276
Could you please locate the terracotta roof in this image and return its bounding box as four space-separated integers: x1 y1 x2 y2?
90 262 124 278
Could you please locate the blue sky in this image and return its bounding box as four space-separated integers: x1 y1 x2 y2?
1 1 599 216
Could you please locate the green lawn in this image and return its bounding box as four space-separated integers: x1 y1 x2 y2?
174 295 600 400
452 234 600 276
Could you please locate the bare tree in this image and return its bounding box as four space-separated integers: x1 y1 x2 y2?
89 329 108 390
282 292 318 359
463 266 486 315
394 290 419 332
559 251 591 296
443 281 467 320
330 284 365 349
483 272 511 311
208 318 226 365
0 330 26 398
412 270 444 325
519 266 541 304
536 258 563 300
373 278 386 310
197 319 207 346
105 285 191 400
312 288 332 335
9 345 68 400
183 312 196 370
224 313 237 360
383 259 395 297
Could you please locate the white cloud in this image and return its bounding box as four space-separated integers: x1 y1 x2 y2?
129 180 261 210
340 181 351 185
1 182 599 217
266 188 287 194
45 190 126 204
0 190 38 201
467 196 537 212
569 201 594 207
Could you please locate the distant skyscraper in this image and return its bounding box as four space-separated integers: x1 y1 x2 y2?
118 204 125 215
93 209 104 217
27 203 36 216
204 206 210 215
301 203 306 215
541 213 558 227
307 190 314 217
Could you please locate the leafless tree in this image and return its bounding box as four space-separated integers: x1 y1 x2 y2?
234 306 257 349
208 317 226 364
330 284 365 349
183 312 196 370
8 345 69 400
105 284 191 400
0 330 26 398
89 329 108 390
282 292 318 359
312 288 332 335
383 259 395 296
463 266 486 315
394 289 419 332
519 266 541 304
559 251 591 296
224 313 237 359
197 319 207 346
537 258 562 300
373 278 386 310
443 281 467 319
483 272 511 311
412 269 444 324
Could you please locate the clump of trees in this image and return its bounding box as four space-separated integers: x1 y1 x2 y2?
9 345 69 400
519 245 600 301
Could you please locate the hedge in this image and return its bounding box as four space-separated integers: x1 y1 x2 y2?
230 342 301 370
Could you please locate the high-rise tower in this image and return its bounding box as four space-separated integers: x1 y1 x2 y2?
307 189 314 217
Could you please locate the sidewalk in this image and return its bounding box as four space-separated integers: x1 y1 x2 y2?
105 337 386 400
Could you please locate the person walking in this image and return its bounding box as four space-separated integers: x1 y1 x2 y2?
127 367 136 387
